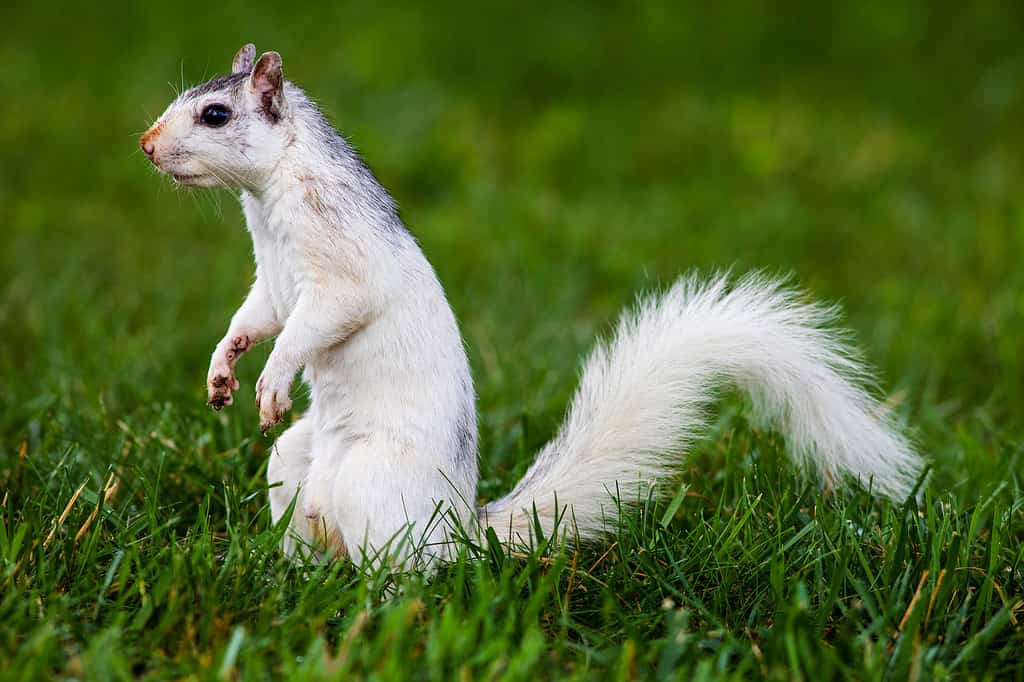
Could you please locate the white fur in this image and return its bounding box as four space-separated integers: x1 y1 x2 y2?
142 47 923 567
234 123 480 565
481 273 923 544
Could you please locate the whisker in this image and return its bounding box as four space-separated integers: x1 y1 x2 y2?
198 171 228 218
155 168 168 200
191 185 213 222
208 164 247 192
221 165 249 186
204 155 249 188
205 140 257 188
207 187 228 221
137 104 158 130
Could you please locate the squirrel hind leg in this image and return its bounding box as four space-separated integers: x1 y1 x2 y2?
266 415 321 557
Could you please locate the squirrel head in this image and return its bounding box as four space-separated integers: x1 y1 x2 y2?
140 44 293 190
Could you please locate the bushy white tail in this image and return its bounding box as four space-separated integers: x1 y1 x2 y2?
479 273 922 545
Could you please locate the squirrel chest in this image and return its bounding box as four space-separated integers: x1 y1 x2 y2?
241 192 304 323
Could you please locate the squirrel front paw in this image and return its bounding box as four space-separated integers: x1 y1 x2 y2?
207 335 250 410
255 359 293 434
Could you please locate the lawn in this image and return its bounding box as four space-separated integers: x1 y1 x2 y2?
2 1 1023 679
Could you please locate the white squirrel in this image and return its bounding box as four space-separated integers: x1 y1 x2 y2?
141 45 923 566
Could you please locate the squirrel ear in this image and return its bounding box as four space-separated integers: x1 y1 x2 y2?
232 43 256 75
249 51 287 121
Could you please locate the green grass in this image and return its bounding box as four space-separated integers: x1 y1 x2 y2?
2 1 1023 679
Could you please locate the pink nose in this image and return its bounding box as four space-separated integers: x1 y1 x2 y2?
140 138 155 157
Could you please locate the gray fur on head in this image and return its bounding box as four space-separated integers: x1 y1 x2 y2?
141 45 404 237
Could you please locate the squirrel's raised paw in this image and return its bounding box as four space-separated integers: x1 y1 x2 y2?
255 369 293 434
208 372 240 410
207 336 250 410
207 372 239 410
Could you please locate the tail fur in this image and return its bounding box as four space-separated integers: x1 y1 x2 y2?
479 273 922 545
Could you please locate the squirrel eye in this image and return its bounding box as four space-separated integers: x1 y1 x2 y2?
200 104 231 127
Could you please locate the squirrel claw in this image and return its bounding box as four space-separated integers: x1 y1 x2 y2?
259 412 283 436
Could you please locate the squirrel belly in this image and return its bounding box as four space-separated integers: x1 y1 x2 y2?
141 45 924 568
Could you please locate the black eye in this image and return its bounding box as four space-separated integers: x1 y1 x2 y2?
200 104 231 127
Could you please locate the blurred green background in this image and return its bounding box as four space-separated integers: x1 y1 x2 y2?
2 1 1024 677
3 1 1023 435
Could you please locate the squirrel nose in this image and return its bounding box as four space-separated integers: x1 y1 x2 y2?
140 122 164 159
